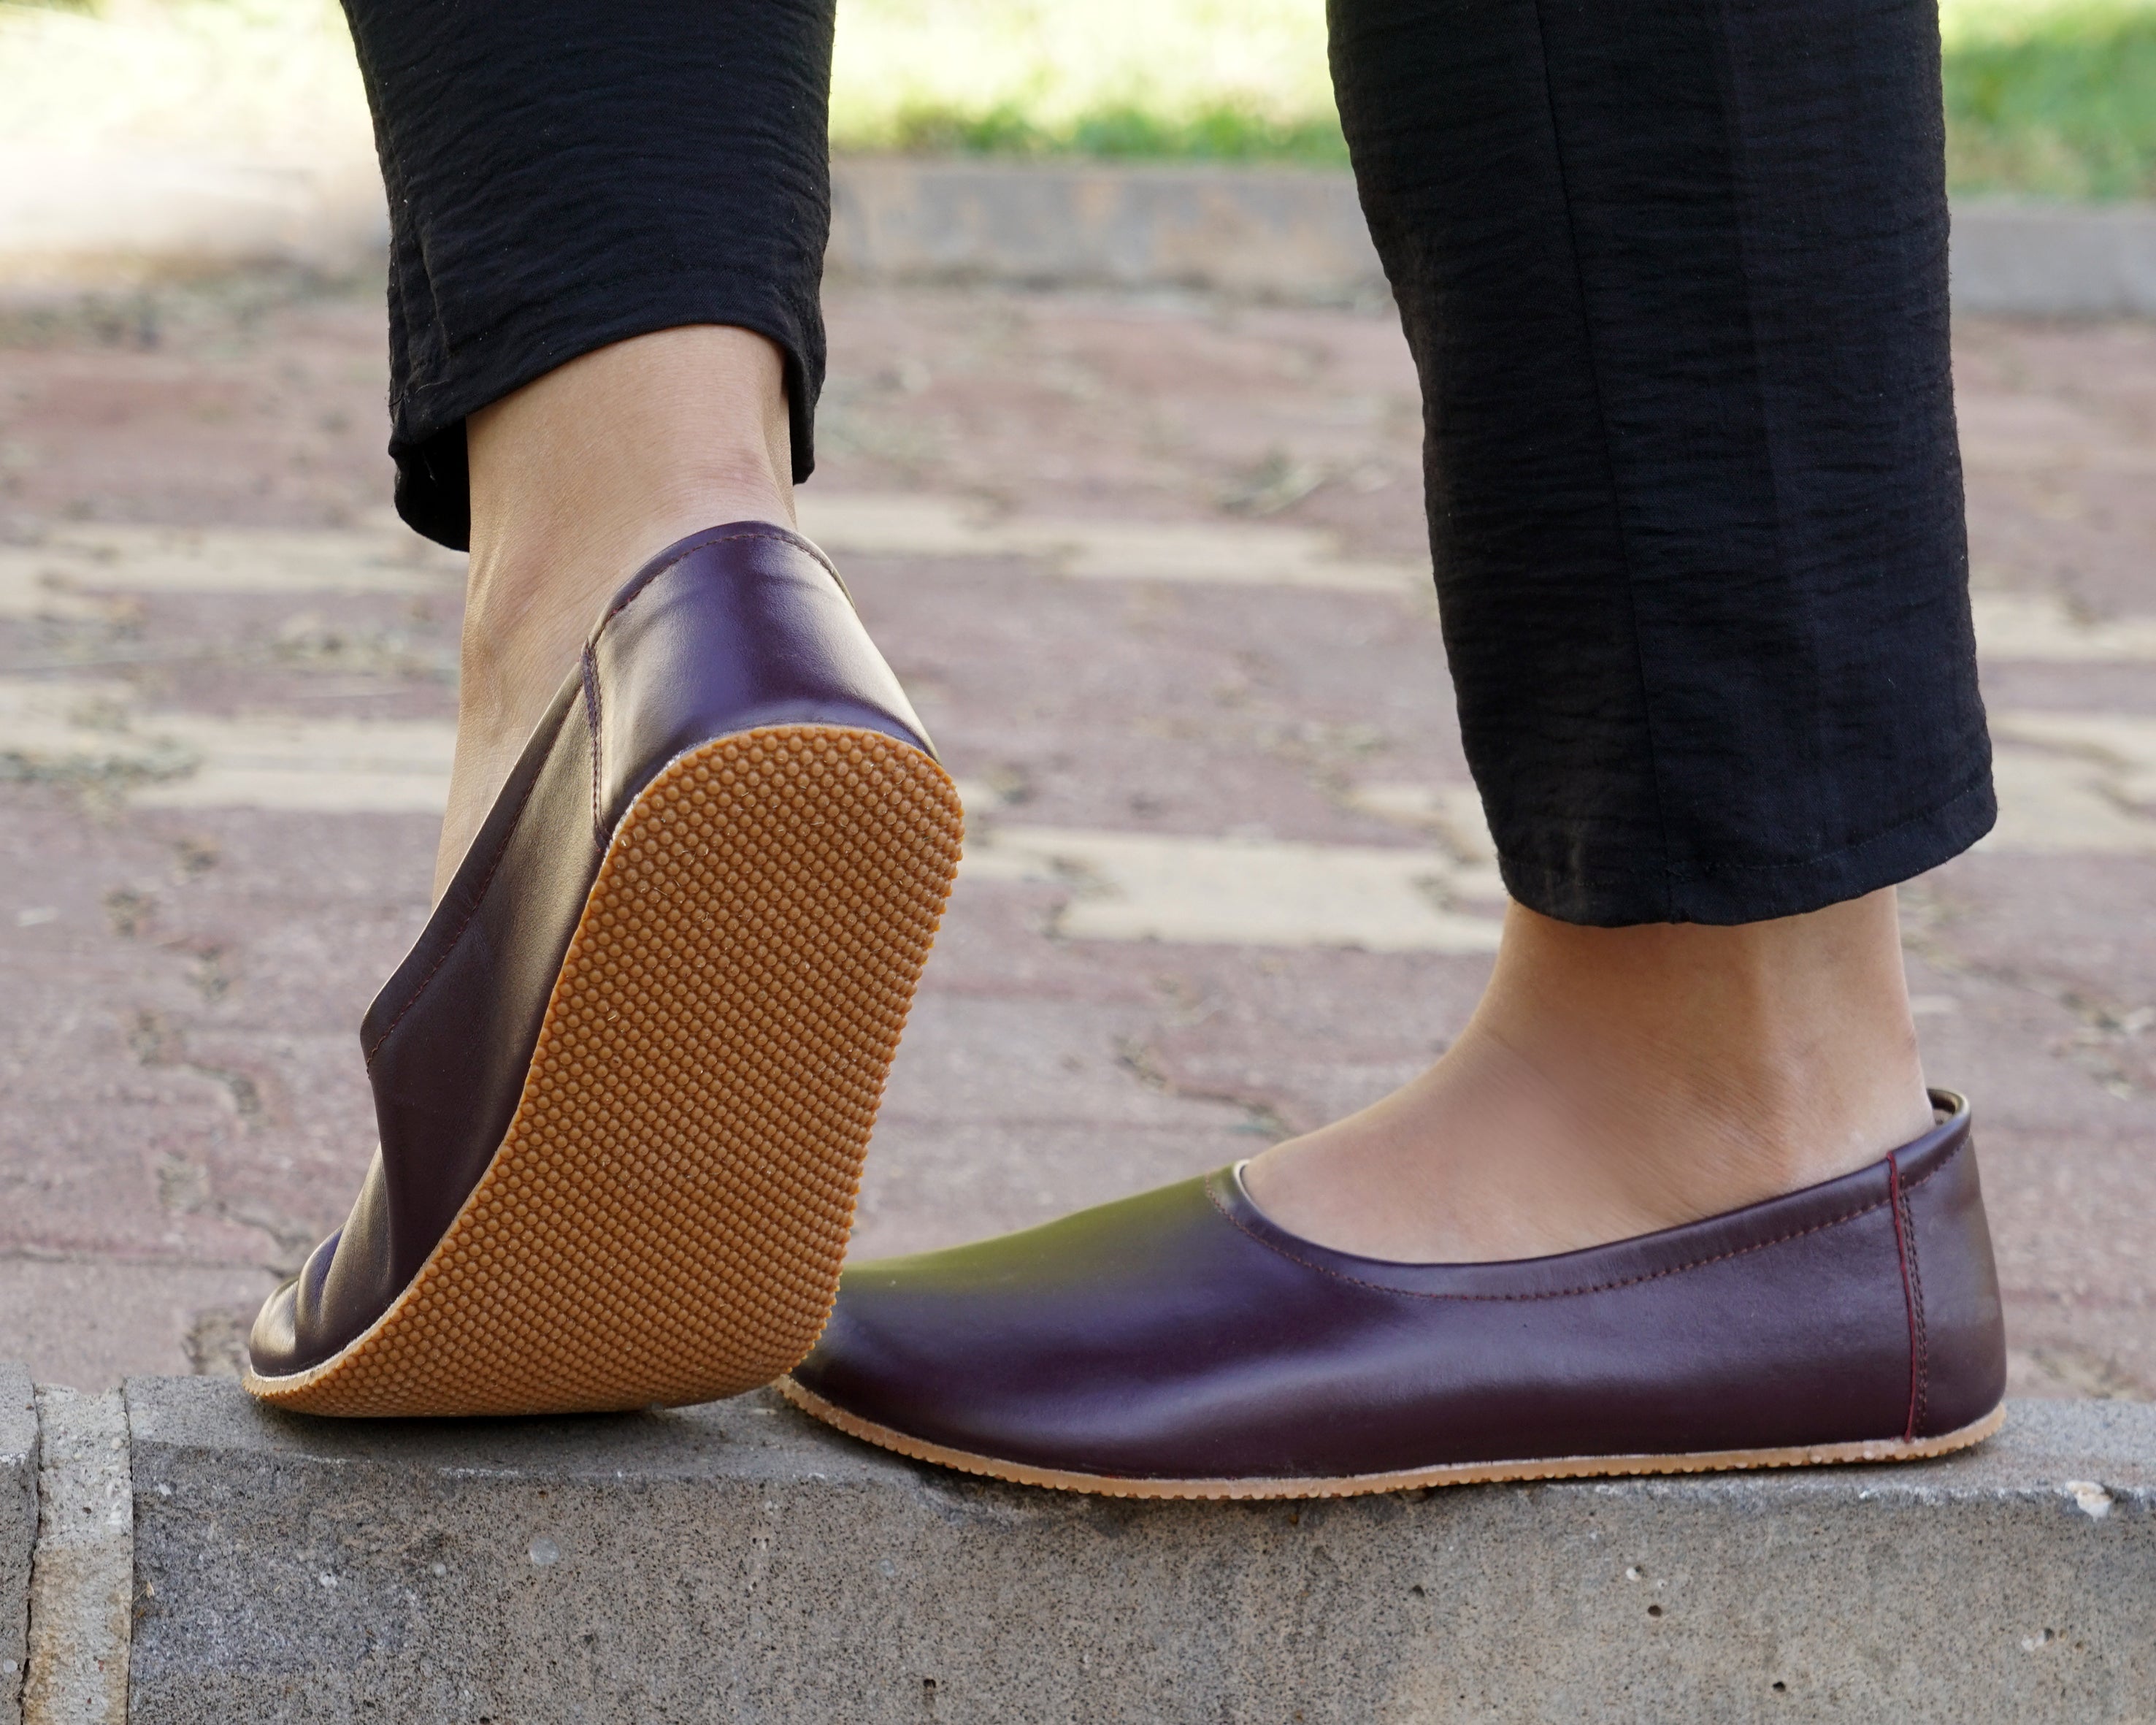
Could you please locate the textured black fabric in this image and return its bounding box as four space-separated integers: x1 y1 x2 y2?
340 0 835 551
342 0 1992 926
1330 0 1992 922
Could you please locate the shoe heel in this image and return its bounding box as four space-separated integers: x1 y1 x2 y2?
245 724 964 1416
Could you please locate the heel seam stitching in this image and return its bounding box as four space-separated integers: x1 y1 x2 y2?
581 644 605 848
1887 1152 1925 1442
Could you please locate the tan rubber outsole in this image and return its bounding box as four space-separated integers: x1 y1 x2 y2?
778 1379 2007 1500
246 724 964 1418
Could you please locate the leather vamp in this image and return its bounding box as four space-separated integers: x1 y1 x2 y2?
792 1097 2004 1480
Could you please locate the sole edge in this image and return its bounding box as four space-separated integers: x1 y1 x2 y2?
775 1379 2009 1500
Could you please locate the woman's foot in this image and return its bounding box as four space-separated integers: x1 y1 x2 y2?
247 328 969 1416
248 522 964 1415
440 324 799 897
1242 890 1934 1262
783 884 2000 1496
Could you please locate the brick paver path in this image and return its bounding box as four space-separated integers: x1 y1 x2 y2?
1 279 2151 1400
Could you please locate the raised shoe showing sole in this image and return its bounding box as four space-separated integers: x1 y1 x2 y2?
246 526 962 1417
785 1091 2008 1498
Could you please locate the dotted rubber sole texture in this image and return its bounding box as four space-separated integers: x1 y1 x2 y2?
248 725 964 1418
778 1381 2008 1500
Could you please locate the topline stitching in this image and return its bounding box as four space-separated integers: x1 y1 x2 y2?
1211 1136 1964 1306
599 527 844 629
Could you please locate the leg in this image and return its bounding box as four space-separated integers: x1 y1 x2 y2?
782 0 2006 1493
444 326 794 895
1320 0 1988 927
331 0 837 893
1246 892 1931 1260
248 0 969 1416
1243 0 1989 1258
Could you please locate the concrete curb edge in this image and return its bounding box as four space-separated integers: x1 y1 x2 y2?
0 155 2151 316
0 1372 2133 1723
0 1365 32 1725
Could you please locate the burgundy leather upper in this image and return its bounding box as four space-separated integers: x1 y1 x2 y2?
250 525 934 1379
791 1093 2004 1479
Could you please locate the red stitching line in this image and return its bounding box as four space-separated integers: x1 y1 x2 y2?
1886 1152 1922 1442
1901 1164 1930 1436
580 643 605 845
1912 1221 1930 1433
1210 1138 1964 1307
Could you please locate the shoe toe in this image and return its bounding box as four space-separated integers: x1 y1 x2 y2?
245 1230 339 1380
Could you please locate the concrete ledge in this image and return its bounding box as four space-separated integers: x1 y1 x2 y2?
1949 200 2156 318
829 156 1389 304
4 150 2150 317
829 159 2156 317
0 1365 32 1725
23 1389 130 1725
126 1378 2153 1724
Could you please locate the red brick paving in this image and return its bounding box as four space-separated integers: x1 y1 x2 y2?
1 275 2150 1401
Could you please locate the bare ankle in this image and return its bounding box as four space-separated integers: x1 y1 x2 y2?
1245 889 1934 1262
1476 892 1933 1194
434 325 796 896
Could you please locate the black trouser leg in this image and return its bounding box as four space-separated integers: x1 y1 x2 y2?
341 0 835 551
1330 0 1992 925
344 0 1992 927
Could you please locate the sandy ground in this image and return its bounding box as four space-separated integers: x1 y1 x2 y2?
0 271 2151 1401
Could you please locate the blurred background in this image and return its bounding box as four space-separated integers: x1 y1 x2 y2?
0 0 2152 195
0 1 2152 1408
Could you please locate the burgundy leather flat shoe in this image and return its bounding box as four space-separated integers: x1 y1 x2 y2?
783 1091 2006 1497
246 524 964 1417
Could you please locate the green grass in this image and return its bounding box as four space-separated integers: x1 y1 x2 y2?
1944 4 2156 198
827 0 1340 161
826 0 2156 198
874 101 1351 167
